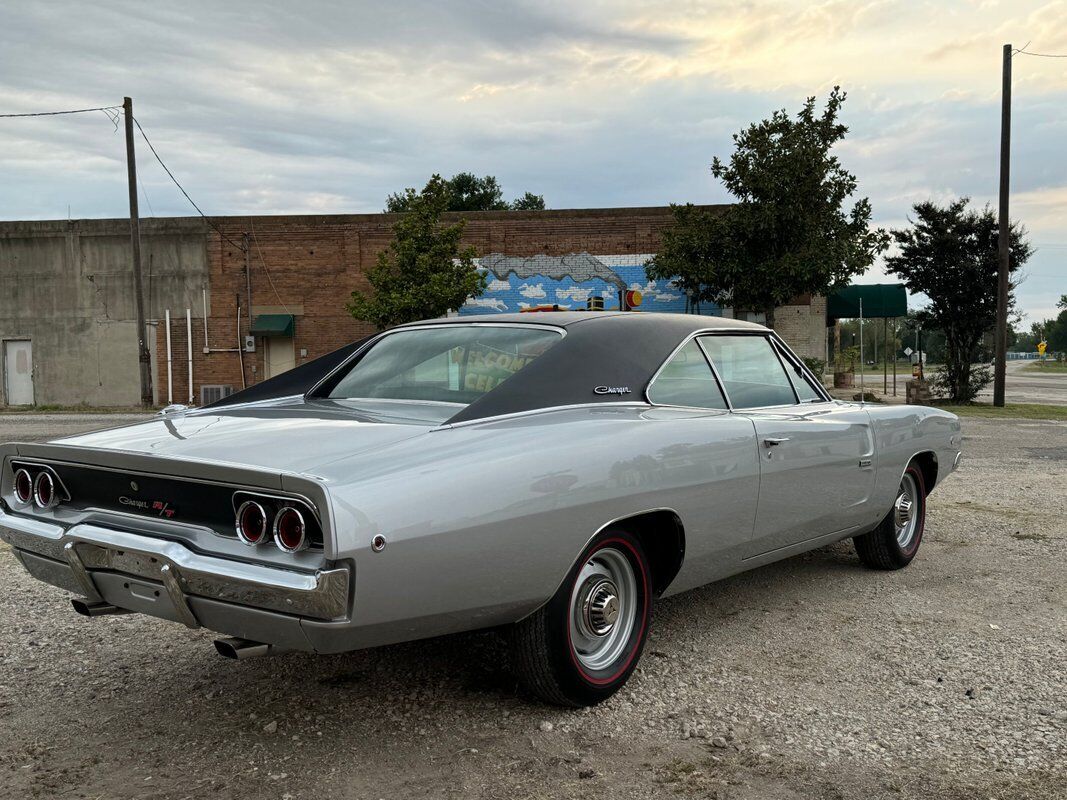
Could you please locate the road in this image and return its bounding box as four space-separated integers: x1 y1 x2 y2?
976 359 1067 405
0 412 1064 799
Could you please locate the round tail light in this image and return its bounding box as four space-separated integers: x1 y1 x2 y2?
273 506 307 553
235 501 268 545
33 471 58 509
13 468 33 505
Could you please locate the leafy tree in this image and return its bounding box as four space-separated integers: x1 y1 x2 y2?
886 198 1032 402
647 87 888 328
510 191 546 211
350 175 486 328
386 173 545 212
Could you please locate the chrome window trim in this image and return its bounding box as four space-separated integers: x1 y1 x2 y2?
304 322 568 401
768 332 832 403
645 328 809 413
645 335 732 412
434 401 651 430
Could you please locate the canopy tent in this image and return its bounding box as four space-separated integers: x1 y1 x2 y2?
826 284 907 322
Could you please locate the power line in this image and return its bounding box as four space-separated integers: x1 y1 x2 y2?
1014 46 1067 58
131 116 246 251
248 217 292 315
0 105 122 118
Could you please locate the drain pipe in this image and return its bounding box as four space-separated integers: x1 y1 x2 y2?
186 308 193 403
164 308 173 404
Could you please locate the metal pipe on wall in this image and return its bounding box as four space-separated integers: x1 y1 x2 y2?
236 297 246 390
202 288 209 350
164 309 173 404
186 308 193 404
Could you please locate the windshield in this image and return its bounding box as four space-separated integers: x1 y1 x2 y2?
324 325 563 405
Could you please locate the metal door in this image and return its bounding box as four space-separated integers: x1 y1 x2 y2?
264 336 296 378
3 340 34 405
743 403 875 558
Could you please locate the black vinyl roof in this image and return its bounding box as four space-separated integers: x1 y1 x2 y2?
207 312 767 421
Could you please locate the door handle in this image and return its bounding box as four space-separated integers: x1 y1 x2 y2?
762 437 790 447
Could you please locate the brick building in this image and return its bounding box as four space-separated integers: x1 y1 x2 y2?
0 207 827 407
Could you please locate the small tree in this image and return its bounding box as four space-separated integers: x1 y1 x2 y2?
886 198 1032 402
386 173 545 212
349 175 486 328
647 87 888 327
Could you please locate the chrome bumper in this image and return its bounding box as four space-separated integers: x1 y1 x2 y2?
0 511 350 624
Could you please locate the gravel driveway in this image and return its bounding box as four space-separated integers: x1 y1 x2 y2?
0 413 1064 799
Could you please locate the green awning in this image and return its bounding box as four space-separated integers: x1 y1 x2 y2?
826 284 907 321
250 314 294 337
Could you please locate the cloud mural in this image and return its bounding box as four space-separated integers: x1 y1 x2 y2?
459 252 721 316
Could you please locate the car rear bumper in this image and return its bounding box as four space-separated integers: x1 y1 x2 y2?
0 510 351 629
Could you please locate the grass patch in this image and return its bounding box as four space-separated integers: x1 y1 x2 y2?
0 404 151 415
1022 361 1067 374
933 402 1067 421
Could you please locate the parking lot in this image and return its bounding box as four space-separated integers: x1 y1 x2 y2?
0 411 1064 800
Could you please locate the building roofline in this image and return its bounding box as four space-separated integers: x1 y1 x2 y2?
0 204 728 234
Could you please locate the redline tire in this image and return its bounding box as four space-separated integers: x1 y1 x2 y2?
854 463 927 570
509 529 652 707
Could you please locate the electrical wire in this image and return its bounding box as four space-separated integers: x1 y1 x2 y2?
1014 45 1067 58
0 105 122 118
248 216 292 315
132 116 246 252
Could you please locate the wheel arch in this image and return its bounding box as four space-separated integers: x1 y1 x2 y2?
909 451 938 496
597 509 686 597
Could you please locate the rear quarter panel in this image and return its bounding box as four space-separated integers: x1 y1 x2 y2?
310 405 760 649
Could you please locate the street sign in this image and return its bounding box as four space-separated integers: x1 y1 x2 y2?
904 347 913 356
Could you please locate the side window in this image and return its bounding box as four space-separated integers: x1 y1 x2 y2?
648 340 728 409
776 345 823 402
697 335 797 409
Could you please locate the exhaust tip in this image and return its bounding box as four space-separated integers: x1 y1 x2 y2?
71 598 131 617
214 638 241 659
213 637 283 660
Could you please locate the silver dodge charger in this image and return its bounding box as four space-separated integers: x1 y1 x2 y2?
0 312 961 706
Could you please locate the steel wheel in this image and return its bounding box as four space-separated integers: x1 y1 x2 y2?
568 547 638 673
894 472 920 549
509 529 652 706
854 462 927 570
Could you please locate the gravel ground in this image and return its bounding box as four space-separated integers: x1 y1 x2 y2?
0 413 1064 799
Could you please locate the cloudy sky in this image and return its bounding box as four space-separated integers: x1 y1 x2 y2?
1 0 1064 324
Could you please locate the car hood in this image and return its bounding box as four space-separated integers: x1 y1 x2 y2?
49 398 437 475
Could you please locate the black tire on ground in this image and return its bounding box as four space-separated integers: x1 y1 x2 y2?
509 528 652 707
854 462 927 570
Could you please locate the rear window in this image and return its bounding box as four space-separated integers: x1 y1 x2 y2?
324 325 562 405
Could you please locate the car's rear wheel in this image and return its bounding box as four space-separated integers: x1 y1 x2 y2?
509 528 652 706
854 463 927 570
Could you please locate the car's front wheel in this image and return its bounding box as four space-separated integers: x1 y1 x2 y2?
854 463 927 569
509 528 652 706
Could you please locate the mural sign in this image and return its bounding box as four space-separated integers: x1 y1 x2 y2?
458 253 721 316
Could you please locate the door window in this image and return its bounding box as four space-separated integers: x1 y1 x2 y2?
774 344 824 402
698 335 797 409
647 340 728 409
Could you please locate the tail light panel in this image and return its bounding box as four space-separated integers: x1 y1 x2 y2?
231 491 322 552
8 462 69 510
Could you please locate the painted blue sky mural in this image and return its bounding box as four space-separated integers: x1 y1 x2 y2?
458 253 722 316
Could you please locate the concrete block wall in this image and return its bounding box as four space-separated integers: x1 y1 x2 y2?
0 218 210 406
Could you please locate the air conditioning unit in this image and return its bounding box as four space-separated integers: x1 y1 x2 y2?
200 384 234 406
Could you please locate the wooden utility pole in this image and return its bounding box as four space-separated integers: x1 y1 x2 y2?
124 96 153 407
993 44 1011 407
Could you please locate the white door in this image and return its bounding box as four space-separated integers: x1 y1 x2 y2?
264 336 296 378
4 340 34 405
